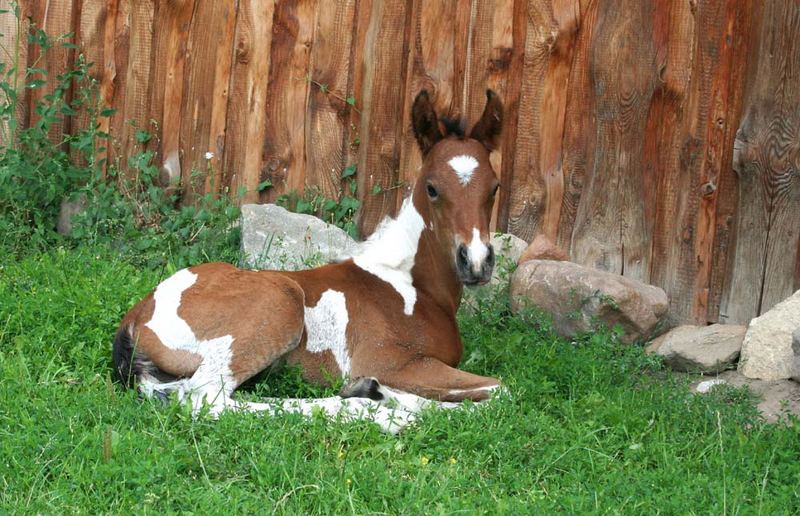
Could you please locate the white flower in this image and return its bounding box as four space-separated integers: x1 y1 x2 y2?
204 151 214 160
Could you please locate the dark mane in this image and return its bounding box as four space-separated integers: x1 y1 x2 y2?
439 116 465 138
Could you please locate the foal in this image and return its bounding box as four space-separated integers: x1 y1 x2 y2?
114 89 504 432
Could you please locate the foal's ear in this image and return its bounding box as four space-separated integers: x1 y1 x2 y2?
412 90 443 155
470 90 503 151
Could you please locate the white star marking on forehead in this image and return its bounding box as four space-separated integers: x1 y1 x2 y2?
448 155 479 186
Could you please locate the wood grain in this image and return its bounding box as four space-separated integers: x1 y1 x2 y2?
179 0 236 198
0 0 31 141
356 0 412 235
117 0 154 182
305 0 357 201
496 0 530 233
507 0 581 243
28 0 75 145
569 1 656 280
222 0 275 204
694 0 756 323
70 0 106 165
725 1 800 322
148 0 194 189
396 0 459 208
260 0 316 203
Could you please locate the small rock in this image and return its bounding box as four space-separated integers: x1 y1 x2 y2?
695 379 727 394
241 204 358 271
57 194 87 236
739 289 800 380
510 260 669 344
518 234 569 263
647 324 745 373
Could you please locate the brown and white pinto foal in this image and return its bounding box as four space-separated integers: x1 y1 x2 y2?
114 90 504 432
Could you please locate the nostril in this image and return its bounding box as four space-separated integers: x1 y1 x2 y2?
457 244 469 267
486 244 495 267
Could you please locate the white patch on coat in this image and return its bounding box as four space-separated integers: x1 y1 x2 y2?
144 268 236 413
304 289 351 375
448 155 479 185
353 196 425 315
467 227 489 272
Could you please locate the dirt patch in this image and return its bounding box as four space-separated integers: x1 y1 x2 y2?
690 370 800 423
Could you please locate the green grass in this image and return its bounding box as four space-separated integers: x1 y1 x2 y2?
1 246 799 514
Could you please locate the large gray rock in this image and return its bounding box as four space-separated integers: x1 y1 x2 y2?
241 204 357 270
510 260 669 344
793 328 800 383
646 324 745 373
739 289 800 380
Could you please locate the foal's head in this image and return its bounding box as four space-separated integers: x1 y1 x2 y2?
411 90 503 286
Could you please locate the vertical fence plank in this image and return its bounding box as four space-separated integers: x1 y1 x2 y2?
356 0 412 235
70 0 106 165
305 0 357 201
117 0 153 181
0 1 32 142
694 0 755 323
222 0 274 204
644 1 726 324
569 1 657 280
27 0 75 145
496 0 529 233
505 0 581 243
555 0 597 252
725 1 800 323
259 0 316 203
396 0 459 207
179 0 236 198
147 0 194 188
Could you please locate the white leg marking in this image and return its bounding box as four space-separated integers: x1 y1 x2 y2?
448 155 479 186
467 227 490 273
238 397 417 434
304 289 351 376
352 196 424 315
143 268 237 415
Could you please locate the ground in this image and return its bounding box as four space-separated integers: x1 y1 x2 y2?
689 371 800 423
1 245 799 513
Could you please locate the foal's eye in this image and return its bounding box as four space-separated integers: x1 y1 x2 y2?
426 182 439 200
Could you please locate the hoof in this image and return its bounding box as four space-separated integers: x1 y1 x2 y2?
339 377 384 401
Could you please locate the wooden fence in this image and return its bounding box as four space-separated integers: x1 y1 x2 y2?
1 0 798 326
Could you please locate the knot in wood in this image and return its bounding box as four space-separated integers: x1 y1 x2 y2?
700 181 717 197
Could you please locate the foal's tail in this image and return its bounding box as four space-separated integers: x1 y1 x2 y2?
112 324 147 388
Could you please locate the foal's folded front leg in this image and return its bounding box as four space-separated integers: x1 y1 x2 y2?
368 359 503 403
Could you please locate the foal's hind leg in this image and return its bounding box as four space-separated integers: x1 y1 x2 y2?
186 278 306 416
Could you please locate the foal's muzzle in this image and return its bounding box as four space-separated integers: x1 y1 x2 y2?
456 242 495 286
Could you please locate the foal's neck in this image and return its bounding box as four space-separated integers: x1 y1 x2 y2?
352 194 461 317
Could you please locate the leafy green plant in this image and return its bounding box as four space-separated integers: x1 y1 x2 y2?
0 10 242 268
0 11 101 254
276 164 361 240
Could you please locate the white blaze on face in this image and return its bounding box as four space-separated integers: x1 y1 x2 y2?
467 227 490 272
304 289 351 375
448 155 479 186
